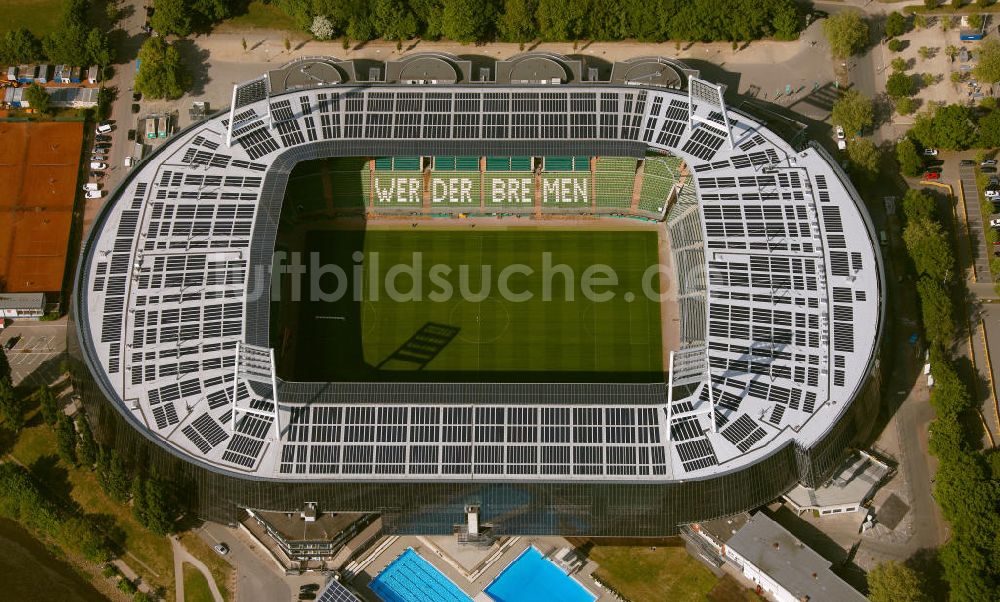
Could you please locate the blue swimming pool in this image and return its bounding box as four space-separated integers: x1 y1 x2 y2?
485 547 596 602
369 548 473 602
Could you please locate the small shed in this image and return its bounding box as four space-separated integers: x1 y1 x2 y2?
3 87 15 106
10 87 25 108
87 65 99 84
34 64 50 84
69 66 82 83
16 65 36 84
5 66 16 82
0 293 46 319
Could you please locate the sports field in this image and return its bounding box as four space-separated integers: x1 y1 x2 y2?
0 121 82 292
274 228 664 383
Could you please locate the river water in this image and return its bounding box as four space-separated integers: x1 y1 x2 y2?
0 519 109 602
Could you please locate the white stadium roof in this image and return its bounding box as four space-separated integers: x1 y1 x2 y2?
77 58 884 483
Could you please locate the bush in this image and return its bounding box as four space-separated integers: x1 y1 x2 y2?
891 57 907 72
896 96 918 116
822 11 869 59
134 37 190 100
888 38 905 53
896 138 923 176
885 11 908 38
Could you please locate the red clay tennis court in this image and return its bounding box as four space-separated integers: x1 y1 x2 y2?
0 121 82 292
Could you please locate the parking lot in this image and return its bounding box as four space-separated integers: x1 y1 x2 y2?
0 320 66 388
960 161 993 283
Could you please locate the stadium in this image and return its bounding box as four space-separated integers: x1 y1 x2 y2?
70 53 885 536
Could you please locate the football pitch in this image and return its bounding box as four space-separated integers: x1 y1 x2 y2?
275 228 664 383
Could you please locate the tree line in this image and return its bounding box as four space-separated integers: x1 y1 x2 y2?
151 0 803 43
896 189 1000 600
0 0 112 66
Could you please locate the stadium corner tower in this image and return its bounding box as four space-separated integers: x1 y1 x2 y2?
71 54 885 535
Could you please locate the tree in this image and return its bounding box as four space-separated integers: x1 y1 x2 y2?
84 28 113 66
0 28 42 64
896 96 917 116
0 349 11 386
23 83 51 114
142 476 176 536
888 38 905 53
918 46 932 61
891 57 907 72
885 12 908 38
901 189 936 223
498 0 538 41
77 415 97 467
0 381 24 432
150 0 193 36
968 14 984 30
973 38 1000 84
370 0 419 40
831 89 874 136
914 14 927 29
131 475 147 526
134 37 191 100
924 0 938 7
822 11 869 59
979 110 1000 148
537 0 589 41
55 413 78 466
912 104 976 150
60 516 112 562
896 138 923 176
867 560 928 602
847 138 881 184
441 0 496 42
310 15 335 40
98 448 130 503
772 4 800 41
904 218 954 283
37 385 59 426
917 277 956 345
887 71 914 98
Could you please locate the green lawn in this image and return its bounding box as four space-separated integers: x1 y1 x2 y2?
216 1 302 32
589 545 718 602
183 563 214 602
0 0 63 36
276 228 664 382
10 423 176 601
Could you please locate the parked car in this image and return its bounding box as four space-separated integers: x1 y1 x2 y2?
90 154 107 162
4 336 20 350
990 218 1000 227
212 543 229 556
923 148 938 156
92 145 110 153
983 166 998 174
299 584 320 593
85 190 104 199
82 183 100 191
982 159 998 167
989 176 1000 187
986 189 1000 198
89 170 104 178
95 134 112 142
90 162 107 170
923 172 941 180
95 121 113 134
961 159 976 166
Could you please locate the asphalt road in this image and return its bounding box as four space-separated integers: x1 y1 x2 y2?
197 522 291 602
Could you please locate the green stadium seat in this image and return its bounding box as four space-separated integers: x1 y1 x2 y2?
456 156 479 170
594 157 636 210
374 157 393 170
486 157 511 171
393 156 421 171
573 156 590 171
544 156 573 171
539 172 590 208
434 156 457 170
510 156 531 171
638 155 682 214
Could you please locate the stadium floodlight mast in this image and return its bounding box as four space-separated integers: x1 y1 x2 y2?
225 75 273 147
687 76 734 150
231 341 281 440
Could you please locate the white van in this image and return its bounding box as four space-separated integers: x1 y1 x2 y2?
95 121 112 134
82 183 99 191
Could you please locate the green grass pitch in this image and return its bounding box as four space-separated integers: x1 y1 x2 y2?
275 228 664 383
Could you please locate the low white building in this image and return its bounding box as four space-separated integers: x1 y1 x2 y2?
784 451 890 517
724 513 866 602
0 293 46 319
